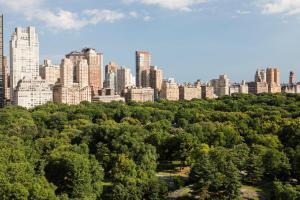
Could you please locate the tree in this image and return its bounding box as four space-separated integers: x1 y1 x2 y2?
45 146 103 199
190 148 241 200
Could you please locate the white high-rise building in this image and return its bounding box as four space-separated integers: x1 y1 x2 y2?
10 27 52 108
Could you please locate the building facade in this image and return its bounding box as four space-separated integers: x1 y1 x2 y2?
117 67 132 94
125 87 154 102
92 95 125 103
161 78 179 101
66 48 103 96
149 66 163 99
39 59 60 85
10 27 40 100
136 51 151 87
266 68 281 93
248 82 269 94
210 75 230 97
3 56 10 103
53 58 91 105
10 27 52 108
229 81 248 95
289 71 296 85
179 83 201 100
103 62 118 93
14 76 52 109
201 84 215 99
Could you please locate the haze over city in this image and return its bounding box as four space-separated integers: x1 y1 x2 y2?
1 0 300 83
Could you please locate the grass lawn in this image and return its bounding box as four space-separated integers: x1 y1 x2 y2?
241 184 271 200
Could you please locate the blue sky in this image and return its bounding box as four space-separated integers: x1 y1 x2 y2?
1 0 300 83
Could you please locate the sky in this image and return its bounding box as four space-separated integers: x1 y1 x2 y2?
1 0 300 83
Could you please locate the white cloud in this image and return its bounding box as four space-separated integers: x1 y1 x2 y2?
143 16 152 21
123 0 207 11
129 11 138 17
0 0 42 11
0 0 126 30
258 0 300 15
236 10 251 15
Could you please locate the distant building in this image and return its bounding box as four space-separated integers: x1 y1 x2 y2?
248 82 269 94
281 84 300 94
179 83 201 100
161 78 179 101
141 68 151 88
92 95 125 103
66 48 103 96
116 67 133 94
125 87 154 102
210 74 230 97
14 77 52 109
136 51 151 87
149 66 163 99
201 83 215 99
255 69 266 83
10 26 52 108
39 59 60 85
266 68 281 93
229 81 248 95
289 71 296 85
3 56 10 104
53 58 91 105
10 27 40 104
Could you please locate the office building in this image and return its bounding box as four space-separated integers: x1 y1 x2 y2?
136 51 151 87
66 48 103 96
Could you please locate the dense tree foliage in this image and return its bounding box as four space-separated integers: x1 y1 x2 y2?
1 93 300 199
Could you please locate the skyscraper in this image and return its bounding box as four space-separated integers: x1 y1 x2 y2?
10 27 52 108
0 15 4 107
66 48 103 97
136 51 151 87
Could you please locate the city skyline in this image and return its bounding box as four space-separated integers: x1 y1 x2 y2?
1 0 300 83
